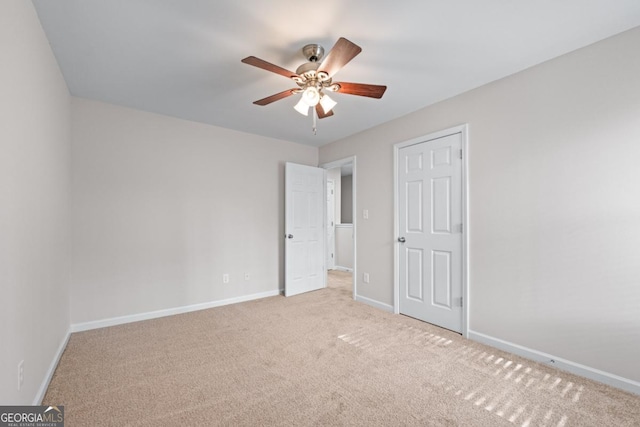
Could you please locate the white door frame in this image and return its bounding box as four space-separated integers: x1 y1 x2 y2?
320 156 357 300
393 124 470 338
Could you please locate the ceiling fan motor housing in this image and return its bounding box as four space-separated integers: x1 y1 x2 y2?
295 44 333 90
293 62 335 93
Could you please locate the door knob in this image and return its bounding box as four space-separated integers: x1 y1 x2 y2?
398 237 406 243
286 234 294 239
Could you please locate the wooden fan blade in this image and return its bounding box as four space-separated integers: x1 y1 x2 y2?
318 37 362 78
253 89 297 106
315 104 334 119
335 82 387 99
241 56 299 79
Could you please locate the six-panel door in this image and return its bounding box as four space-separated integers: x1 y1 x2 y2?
398 133 463 332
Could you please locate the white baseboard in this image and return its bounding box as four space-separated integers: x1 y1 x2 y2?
333 266 354 272
70 290 281 333
34 329 70 405
356 295 394 313
468 330 640 396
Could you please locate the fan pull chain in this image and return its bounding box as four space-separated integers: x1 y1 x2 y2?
312 108 317 135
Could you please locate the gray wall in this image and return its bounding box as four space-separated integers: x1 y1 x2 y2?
341 175 353 224
335 225 354 269
319 27 640 383
70 98 318 324
0 2 71 404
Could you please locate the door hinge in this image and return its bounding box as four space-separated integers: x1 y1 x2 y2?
459 149 463 159
457 297 464 307
458 223 463 233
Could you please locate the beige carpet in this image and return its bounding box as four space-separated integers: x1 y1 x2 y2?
45 271 639 426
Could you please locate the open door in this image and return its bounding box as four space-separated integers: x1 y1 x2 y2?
285 162 326 296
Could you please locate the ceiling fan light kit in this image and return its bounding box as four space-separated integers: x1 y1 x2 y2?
241 37 387 134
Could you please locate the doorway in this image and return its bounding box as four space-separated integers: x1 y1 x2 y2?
321 157 357 300
394 125 469 336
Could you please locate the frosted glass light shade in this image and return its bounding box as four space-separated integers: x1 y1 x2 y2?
294 97 310 116
319 94 337 113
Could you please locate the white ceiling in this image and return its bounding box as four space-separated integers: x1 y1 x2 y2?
32 1 640 147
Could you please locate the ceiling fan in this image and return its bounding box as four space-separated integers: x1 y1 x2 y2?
241 37 386 124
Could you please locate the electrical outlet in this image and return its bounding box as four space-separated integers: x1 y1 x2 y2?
18 360 24 390
222 274 229 284
363 273 370 284
244 273 250 281
363 209 369 219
